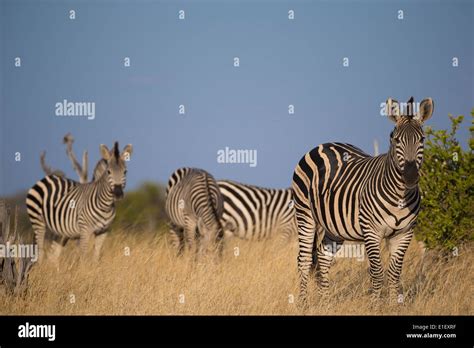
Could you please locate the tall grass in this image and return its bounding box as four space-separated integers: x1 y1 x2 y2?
1 229 472 315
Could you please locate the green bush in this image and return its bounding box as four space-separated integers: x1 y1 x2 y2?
112 181 168 232
415 110 474 251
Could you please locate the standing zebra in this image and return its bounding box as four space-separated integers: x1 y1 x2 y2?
165 167 224 257
217 180 296 241
26 142 132 263
292 97 434 306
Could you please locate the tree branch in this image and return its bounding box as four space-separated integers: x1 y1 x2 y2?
39 151 65 178
63 133 88 183
40 151 54 176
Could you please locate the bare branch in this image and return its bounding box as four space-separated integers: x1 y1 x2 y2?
13 206 18 241
63 133 88 183
39 152 65 178
39 133 96 183
373 139 379 156
82 150 89 182
0 200 7 244
40 151 54 176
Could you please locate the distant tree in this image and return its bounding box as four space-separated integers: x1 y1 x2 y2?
415 110 474 252
41 133 88 182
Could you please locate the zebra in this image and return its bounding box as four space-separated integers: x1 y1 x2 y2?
292 97 434 307
26 142 132 263
91 158 108 181
165 167 224 257
217 180 297 241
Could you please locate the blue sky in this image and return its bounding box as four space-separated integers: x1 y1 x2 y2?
1 0 473 195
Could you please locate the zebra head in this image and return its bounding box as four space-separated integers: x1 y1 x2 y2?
99 142 133 200
386 97 434 189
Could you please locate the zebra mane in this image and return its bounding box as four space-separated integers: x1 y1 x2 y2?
113 141 120 161
92 159 108 181
403 96 416 119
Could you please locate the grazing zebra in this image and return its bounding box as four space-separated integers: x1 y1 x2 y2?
217 180 296 241
165 167 224 257
292 97 434 306
26 142 132 263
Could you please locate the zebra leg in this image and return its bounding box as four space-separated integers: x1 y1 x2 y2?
314 238 340 296
196 217 208 258
387 230 414 304
169 225 185 256
196 217 222 259
50 236 69 270
295 205 320 309
79 229 94 259
33 223 47 264
93 232 107 262
183 218 197 254
215 223 225 259
363 232 384 300
309 227 326 277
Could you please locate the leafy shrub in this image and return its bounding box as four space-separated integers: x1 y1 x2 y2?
112 182 168 232
415 110 474 251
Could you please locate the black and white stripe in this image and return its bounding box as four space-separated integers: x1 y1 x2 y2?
26 142 132 263
165 167 224 256
292 97 434 306
218 180 296 241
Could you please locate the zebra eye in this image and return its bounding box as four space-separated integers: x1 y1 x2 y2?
124 170 128 175
107 169 111 175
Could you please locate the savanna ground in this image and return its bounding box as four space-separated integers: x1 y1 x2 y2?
1 228 472 315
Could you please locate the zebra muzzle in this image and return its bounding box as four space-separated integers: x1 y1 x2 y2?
113 185 124 199
403 160 418 188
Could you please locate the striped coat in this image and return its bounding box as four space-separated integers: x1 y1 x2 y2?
165 167 224 256
218 180 296 241
26 142 132 262
292 97 434 306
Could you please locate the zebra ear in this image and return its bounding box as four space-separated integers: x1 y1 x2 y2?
121 144 133 160
417 98 434 123
386 98 401 123
100 144 111 161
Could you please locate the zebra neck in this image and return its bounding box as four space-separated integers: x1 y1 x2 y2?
381 150 419 202
96 175 115 211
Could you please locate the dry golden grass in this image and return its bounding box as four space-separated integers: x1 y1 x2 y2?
1 229 472 315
